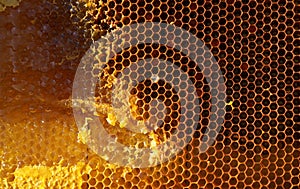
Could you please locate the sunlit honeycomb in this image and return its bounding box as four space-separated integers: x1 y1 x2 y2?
0 0 299 188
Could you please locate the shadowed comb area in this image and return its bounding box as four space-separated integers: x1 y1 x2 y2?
0 0 299 188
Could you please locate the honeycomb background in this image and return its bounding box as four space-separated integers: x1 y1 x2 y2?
0 0 299 188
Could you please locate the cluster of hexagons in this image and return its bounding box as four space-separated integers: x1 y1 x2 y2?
0 0 298 188
80 0 298 188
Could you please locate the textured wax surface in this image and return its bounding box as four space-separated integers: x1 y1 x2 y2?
0 0 299 188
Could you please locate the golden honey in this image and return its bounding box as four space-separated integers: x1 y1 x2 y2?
0 0 298 188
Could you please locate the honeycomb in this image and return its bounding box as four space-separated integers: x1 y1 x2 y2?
0 0 299 188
